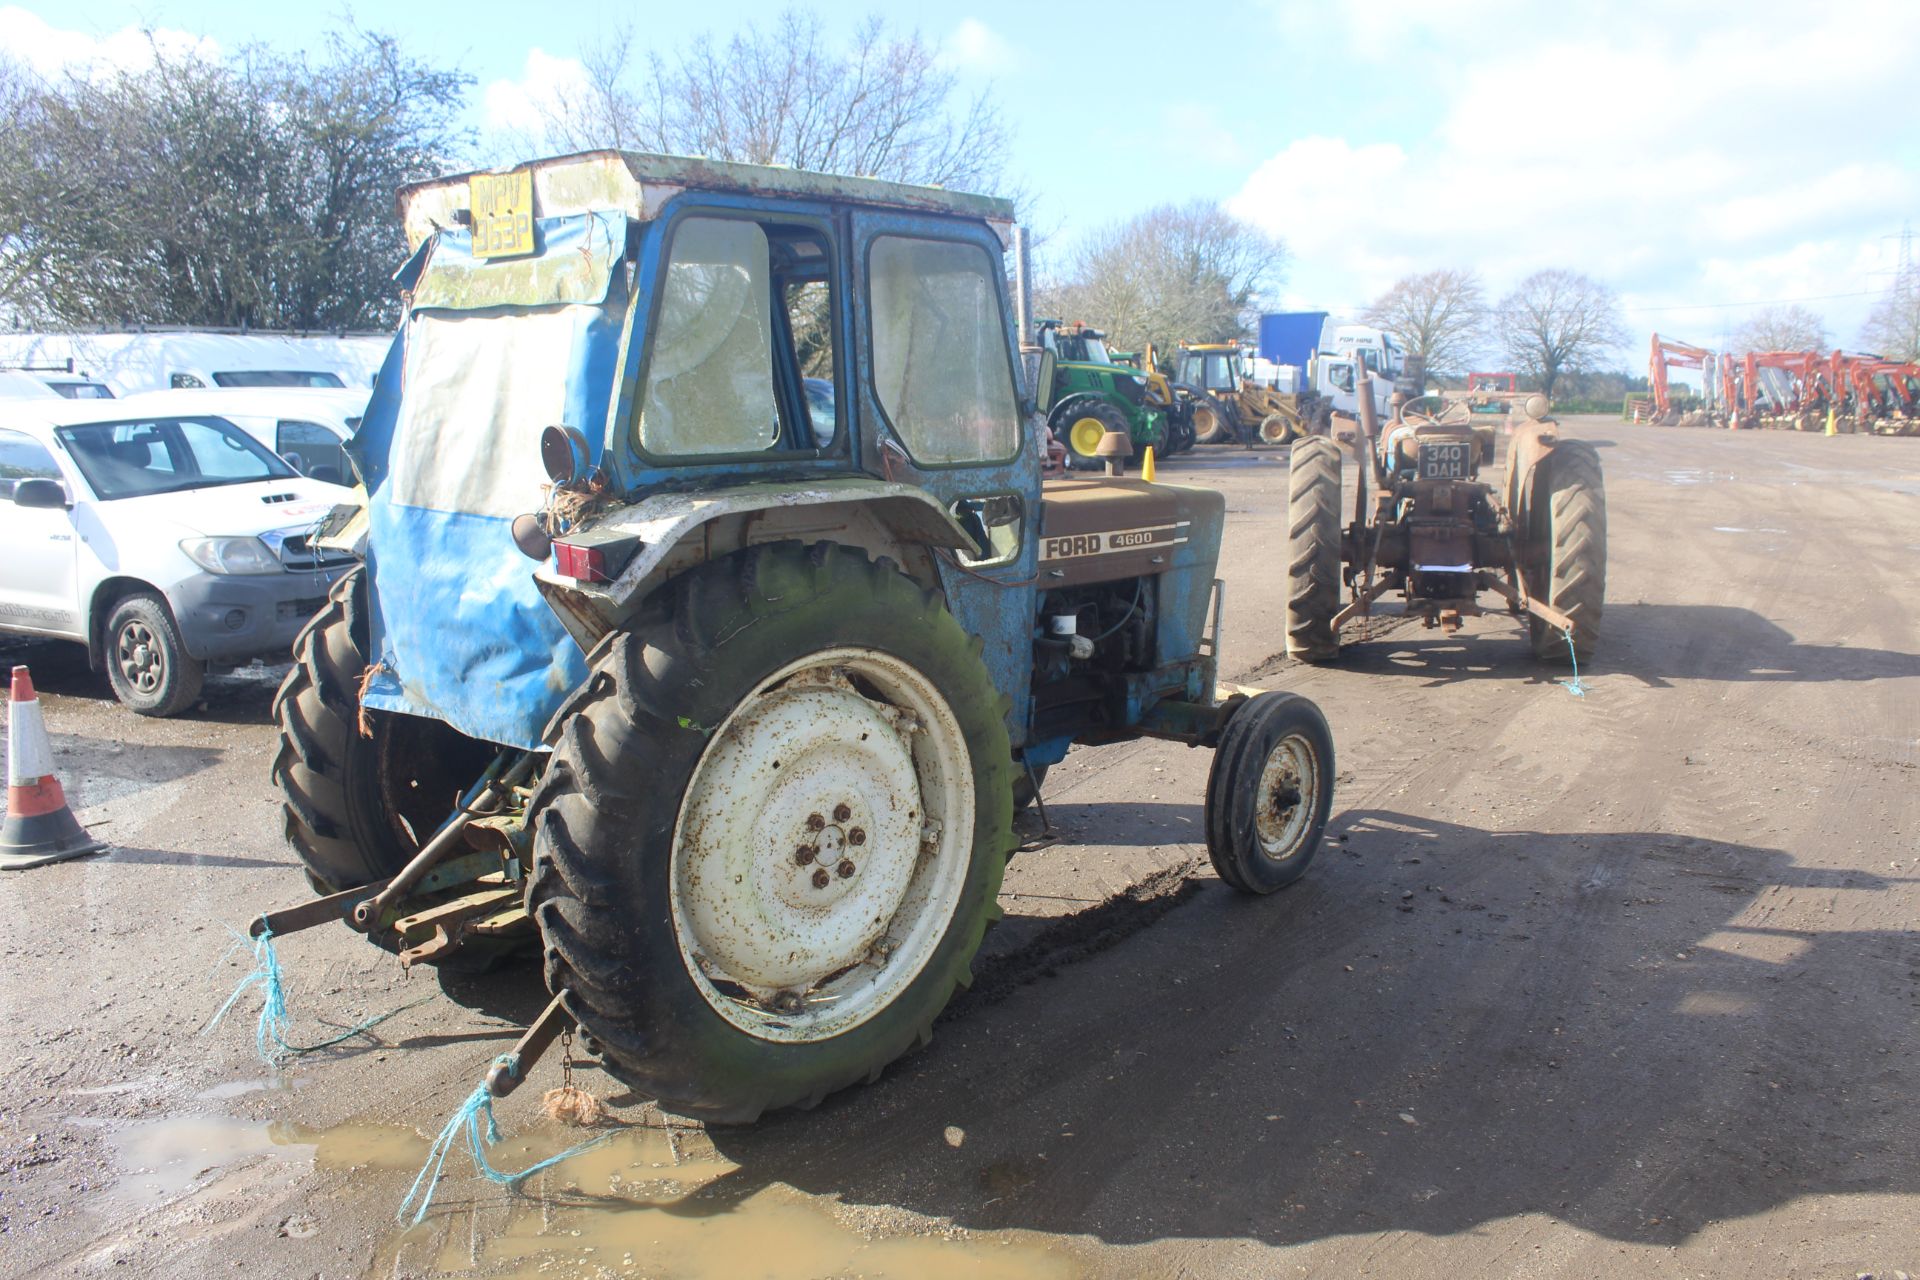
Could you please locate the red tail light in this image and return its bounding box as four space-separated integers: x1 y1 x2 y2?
553 541 610 582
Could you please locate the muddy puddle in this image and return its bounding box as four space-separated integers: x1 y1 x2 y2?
391 1127 1080 1279
110 1114 1078 1278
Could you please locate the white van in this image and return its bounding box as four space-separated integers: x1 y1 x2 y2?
0 400 356 714
113 388 367 485
0 333 362 397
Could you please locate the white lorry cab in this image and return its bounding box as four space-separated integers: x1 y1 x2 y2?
112 388 367 485
1312 324 1410 419
0 399 356 714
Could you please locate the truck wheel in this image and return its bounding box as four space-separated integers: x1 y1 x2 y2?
104 593 204 716
1051 399 1128 471
1205 692 1334 894
1192 395 1234 444
271 569 495 892
1525 441 1607 662
1285 436 1343 662
526 542 1015 1123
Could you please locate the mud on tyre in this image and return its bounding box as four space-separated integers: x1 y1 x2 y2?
525 541 1015 1123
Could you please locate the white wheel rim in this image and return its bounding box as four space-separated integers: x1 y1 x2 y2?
669 647 975 1043
1253 732 1318 862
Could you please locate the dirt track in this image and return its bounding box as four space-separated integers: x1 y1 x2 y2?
3 417 1917 1278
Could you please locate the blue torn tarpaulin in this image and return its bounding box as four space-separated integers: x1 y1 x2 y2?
349 212 627 750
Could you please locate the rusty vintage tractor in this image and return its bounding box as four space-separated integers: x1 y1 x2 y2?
1285 377 1606 664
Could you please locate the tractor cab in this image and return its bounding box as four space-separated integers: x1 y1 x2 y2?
1175 343 1244 396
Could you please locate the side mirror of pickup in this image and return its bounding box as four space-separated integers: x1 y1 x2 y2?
12 478 70 509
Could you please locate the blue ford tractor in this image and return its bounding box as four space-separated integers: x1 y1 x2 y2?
263 152 1336 1122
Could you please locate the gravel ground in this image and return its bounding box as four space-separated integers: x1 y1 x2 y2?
2 416 1916 1279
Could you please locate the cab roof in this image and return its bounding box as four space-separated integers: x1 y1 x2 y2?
398 150 1016 252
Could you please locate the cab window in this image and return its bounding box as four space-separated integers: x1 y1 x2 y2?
0 428 62 500
868 235 1019 466
638 214 839 458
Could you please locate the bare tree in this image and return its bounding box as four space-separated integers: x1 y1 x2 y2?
1860 267 1920 362
1494 269 1629 401
1038 202 1287 357
1361 269 1486 379
0 32 469 330
525 9 1010 192
1733 303 1829 353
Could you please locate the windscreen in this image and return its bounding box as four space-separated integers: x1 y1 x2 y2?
58 415 295 499
213 370 346 388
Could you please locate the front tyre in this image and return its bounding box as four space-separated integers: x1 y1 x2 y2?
527 542 1014 1123
1051 399 1130 471
104 593 203 716
1205 692 1335 894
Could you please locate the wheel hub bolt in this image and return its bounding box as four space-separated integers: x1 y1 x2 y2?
811 868 830 889
806 813 825 831
837 860 856 879
833 803 852 822
794 844 816 865
848 827 866 846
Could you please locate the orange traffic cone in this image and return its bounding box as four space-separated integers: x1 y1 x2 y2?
2 666 106 870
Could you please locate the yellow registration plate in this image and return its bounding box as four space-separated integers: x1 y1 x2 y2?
470 170 535 259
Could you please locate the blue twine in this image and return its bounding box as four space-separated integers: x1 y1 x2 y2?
206 925 430 1068
1560 629 1587 697
397 1053 615 1226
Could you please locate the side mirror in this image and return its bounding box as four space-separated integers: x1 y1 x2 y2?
1035 349 1058 415
13 478 69 509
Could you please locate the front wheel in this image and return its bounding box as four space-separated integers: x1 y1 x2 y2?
1052 399 1130 471
1206 692 1335 894
527 542 1014 1123
104 593 203 716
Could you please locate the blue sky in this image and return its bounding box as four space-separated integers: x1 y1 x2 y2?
8 1 1917 367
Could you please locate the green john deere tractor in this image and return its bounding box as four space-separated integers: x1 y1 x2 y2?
1035 320 1181 468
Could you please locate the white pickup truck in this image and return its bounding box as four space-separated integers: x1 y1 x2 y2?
0 399 356 714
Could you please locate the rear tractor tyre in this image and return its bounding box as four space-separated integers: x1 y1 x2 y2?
1191 394 1234 444
1205 692 1335 894
1285 436 1343 662
1051 399 1130 472
526 542 1015 1123
271 568 496 893
1525 441 1607 663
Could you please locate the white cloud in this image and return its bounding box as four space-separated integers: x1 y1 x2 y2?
482 48 593 139
1233 1 1920 349
0 7 217 79
940 18 1021 75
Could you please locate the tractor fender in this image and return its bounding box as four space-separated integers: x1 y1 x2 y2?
1503 418 1562 544
532 478 977 650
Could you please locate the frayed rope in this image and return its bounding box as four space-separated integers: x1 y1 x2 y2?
1560 629 1587 698
397 1054 615 1226
206 925 431 1068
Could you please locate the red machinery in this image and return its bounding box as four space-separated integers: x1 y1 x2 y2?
1648 334 1718 426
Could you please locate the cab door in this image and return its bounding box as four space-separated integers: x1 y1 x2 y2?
849 210 1039 742
0 427 83 637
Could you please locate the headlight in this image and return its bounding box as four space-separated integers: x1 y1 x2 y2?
180 537 283 575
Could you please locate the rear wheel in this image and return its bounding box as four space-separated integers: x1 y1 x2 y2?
1191 394 1234 444
1285 436 1343 662
104 593 203 716
1205 692 1335 894
1051 399 1129 471
271 569 495 892
526 542 1014 1123
1524 441 1607 662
